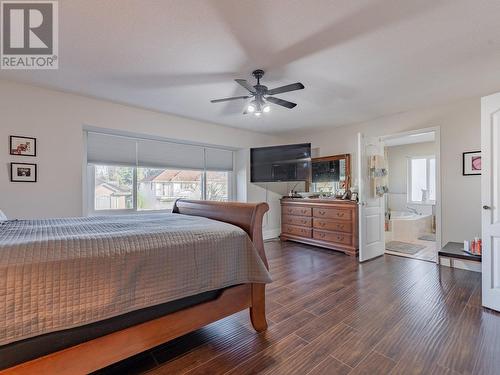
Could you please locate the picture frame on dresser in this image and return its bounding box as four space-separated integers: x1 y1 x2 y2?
10 162 37 183
9 135 37 157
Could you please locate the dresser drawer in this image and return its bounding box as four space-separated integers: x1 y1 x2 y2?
313 229 352 245
282 206 312 217
313 207 352 221
283 224 312 238
282 215 312 227
313 219 352 233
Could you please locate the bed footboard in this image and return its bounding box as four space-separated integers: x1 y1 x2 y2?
173 199 270 269
173 199 270 332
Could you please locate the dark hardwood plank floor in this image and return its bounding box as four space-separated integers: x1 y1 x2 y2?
95 240 499 375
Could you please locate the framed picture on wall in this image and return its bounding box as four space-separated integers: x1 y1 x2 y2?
10 135 37 157
463 151 481 176
10 163 37 183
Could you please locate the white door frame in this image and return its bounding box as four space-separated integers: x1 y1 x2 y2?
378 126 442 260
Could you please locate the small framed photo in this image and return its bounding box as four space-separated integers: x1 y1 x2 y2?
350 192 358 201
463 151 481 176
10 135 36 157
10 163 37 183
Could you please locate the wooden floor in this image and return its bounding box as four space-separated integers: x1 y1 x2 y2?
95 240 499 375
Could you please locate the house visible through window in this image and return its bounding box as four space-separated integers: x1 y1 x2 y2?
408 156 436 204
94 165 134 210
137 168 203 211
86 132 233 213
92 166 231 213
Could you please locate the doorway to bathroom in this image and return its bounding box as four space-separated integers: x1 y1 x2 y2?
381 128 441 262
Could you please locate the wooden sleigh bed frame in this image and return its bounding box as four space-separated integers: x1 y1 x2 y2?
1 200 270 375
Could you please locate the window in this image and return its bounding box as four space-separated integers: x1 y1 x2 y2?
86 132 233 214
206 171 230 201
89 164 231 212
408 156 436 204
94 165 134 210
90 165 231 213
137 168 202 211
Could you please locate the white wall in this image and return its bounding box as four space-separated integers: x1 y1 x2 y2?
284 97 482 251
386 141 436 215
0 81 283 227
1 80 485 252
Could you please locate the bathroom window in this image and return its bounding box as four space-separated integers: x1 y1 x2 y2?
408 156 436 204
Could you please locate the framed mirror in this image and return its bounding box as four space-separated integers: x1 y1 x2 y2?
310 154 351 194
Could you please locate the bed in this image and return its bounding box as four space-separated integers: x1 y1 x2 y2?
0 199 271 374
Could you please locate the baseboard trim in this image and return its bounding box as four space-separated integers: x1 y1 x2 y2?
263 228 281 240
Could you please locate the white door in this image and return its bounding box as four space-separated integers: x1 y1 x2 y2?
357 133 386 262
481 93 500 311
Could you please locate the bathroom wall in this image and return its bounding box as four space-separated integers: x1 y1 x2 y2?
386 141 436 215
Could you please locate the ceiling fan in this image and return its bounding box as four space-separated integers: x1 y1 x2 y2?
210 69 304 116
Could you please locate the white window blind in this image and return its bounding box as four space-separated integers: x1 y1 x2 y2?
205 148 234 171
87 132 137 166
137 139 205 170
86 131 234 171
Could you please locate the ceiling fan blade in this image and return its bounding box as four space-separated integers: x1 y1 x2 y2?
266 96 297 109
267 82 304 95
235 79 257 93
210 95 250 103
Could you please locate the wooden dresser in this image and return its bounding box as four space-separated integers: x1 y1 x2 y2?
280 198 359 256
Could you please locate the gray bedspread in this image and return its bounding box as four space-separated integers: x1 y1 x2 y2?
0 213 271 346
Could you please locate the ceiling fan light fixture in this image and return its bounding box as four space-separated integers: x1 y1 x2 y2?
247 100 256 113
210 69 304 117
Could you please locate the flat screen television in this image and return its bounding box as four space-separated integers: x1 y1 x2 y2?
250 143 311 182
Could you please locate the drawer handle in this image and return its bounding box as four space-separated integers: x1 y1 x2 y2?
320 222 326 227
337 212 345 217
337 224 345 229
302 220 308 224
319 211 326 215
336 236 344 241
301 210 308 214
319 233 326 238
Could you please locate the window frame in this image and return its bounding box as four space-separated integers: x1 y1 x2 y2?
407 155 436 205
87 164 233 216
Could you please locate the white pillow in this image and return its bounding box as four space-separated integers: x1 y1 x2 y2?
0 210 7 222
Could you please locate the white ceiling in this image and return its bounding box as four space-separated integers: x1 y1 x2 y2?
2 0 500 135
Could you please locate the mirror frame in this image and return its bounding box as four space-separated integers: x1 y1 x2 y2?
309 154 351 191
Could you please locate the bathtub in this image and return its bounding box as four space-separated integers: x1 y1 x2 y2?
388 211 433 242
